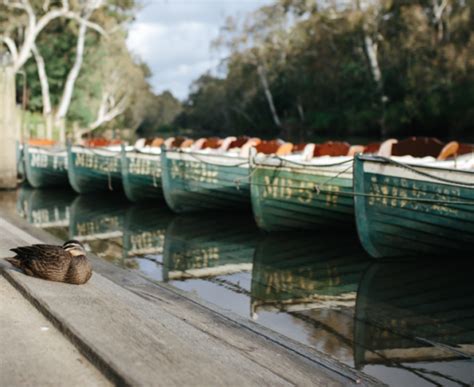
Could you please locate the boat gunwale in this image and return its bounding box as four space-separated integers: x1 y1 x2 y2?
163 147 250 167
250 163 353 179
357 154 474 176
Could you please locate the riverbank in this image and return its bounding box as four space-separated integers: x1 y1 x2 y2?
0 208 380 386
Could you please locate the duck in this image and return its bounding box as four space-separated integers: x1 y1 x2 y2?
6 240 92 285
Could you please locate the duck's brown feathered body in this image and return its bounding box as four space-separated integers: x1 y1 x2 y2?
6 241 92 285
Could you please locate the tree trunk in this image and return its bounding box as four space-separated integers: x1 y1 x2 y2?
432 0 449 42
55 19 88 126
88 92 129 130
363 33 387 137
32 45 54 139
257 64 282 128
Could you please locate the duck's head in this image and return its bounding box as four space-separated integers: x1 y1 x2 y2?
63 240 86 256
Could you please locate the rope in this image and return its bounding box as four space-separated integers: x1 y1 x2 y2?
273 155 354 168
73 145 122 158
167 149 250 167
374 156 474 188
313 164 353 194
107 163 113 191
248 180 474 206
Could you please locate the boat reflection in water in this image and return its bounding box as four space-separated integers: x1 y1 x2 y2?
122 204 175 274
69 194 130 262
160 214 260 317
16 185 75 239
355 260 474 386
251 232 371 363
163 214 259 282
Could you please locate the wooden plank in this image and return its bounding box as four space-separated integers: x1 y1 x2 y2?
0 276 110 387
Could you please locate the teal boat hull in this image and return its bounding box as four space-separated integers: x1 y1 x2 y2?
162 214 259 280
251 232 371 315
24 144 69 188
121 149 163 202
161 149 251 213
16 185 75 229
69 194 128 242
123 205 174 258
354 154 474 258
355 260 474 370
67 146 122 194
250 159 354 231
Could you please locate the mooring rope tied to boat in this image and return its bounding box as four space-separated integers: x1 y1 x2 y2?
273 155 354 168
376 156 474 187
169 149 250 166
248 180 474 206
74 146 122 157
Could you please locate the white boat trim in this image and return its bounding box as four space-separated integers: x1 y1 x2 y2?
166 263 252 279
73 231 123 242
166 150 250 168
363 159 474 186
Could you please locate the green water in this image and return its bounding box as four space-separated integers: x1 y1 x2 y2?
8 185 474 386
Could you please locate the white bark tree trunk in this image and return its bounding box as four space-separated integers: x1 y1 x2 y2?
432 0 449 42
32 44 54 139
55 18 88 124
257 64 281 128
88 92 129 131
3 0 106 73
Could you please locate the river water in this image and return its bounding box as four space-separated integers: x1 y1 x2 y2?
6 185 474 386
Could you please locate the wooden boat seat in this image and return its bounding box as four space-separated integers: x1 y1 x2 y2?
229 136 250 150
347 145 365 156
171 136 186 148
302 144 315 161
151 138 164 148
191 138 207 150
457 143 474 156
276 142 294 156
391 137 444 158
180 139 194 148
239 138 261 157
313 141 350 157
292 143 307 153
134 138 146 148
255 139 284 155
437 141 459 160
164 137 175 148
218 136 237 151
363 142 381 154
28 139 57 147
377 139 398 157
203 137 222 149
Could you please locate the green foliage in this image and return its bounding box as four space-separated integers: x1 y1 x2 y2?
177 0 474 142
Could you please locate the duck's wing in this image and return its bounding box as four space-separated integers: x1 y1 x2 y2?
10 244 71 263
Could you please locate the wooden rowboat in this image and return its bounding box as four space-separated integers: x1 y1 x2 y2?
67 145 123 194
161 137 257 213
24 143 69 188
250 141 376 231
121 146 163 202
354 148 474 257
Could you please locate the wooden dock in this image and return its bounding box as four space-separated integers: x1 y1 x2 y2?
0 209 380 386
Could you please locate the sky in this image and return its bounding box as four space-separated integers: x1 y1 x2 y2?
127 0 271 101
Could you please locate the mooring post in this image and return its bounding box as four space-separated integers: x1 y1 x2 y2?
0 58 18 189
